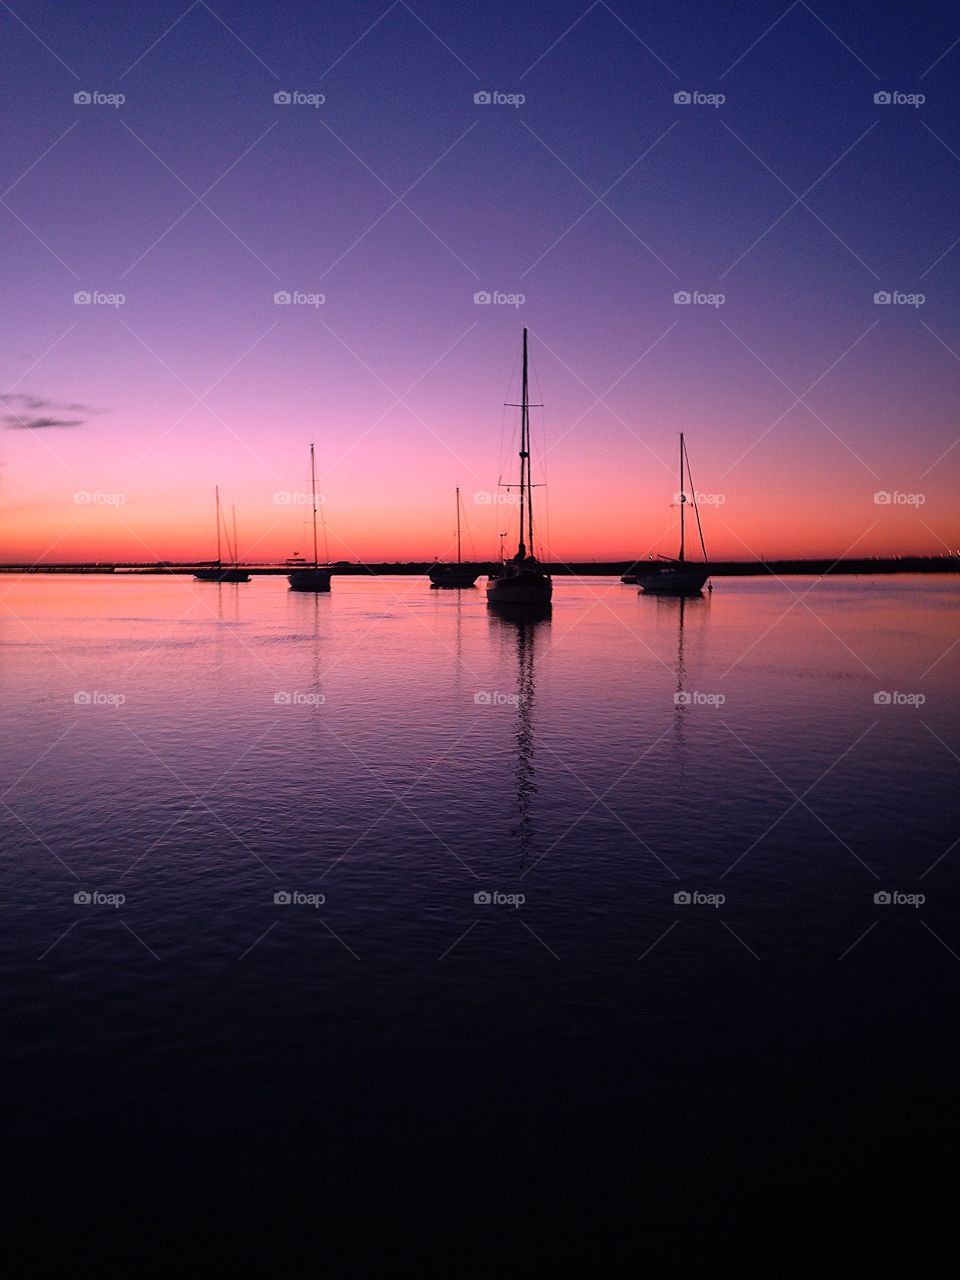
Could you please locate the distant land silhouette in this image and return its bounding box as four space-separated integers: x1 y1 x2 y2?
2 556 957 577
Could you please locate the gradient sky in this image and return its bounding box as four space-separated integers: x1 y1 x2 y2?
2 0 959 563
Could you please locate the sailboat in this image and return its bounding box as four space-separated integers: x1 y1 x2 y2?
288 443 331 592
194 485 250 582
429 487 479 588
636 433 709 596
486 329 553 609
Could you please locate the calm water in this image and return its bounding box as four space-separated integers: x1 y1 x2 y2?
3 573 959 1211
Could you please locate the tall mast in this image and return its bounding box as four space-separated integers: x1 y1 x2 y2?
310 442 319 569
455 486 462 565
232 505 239 569
679 432 685 564
518 328 529 560
215 484 222 568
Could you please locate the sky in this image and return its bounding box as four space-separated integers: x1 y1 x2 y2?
2 0 959 563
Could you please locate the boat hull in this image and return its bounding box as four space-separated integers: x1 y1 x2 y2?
637 566 708 596
288 568 331 592
620 573 639 584
194 568 250 583
486 571 553 607
429 566 479 588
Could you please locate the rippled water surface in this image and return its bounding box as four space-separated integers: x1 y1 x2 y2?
4 573 959 1207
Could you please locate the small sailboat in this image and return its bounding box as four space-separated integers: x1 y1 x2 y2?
429 487 479 588
194 485 250 582
486 329 553 609
636 433 709 596
288 443 331 592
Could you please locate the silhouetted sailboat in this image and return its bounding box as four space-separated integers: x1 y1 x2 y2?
429 487 479 588
288 443 331 592
637 433 709 596
195 485 250 582
486 329 552 609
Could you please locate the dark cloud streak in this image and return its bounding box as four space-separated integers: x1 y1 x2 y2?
1 392 107 429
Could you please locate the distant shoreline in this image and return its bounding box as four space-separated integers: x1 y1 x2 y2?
1 556 957 577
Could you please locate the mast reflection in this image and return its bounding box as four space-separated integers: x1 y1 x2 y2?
488 602 550 866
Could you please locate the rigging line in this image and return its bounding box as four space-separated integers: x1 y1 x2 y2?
682 436 709 563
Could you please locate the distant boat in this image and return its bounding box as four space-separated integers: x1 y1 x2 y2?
620 571 639 584
636 432 709 596
195 485 250 582
288 443 331 592
429 487 479 588
486 329 553 609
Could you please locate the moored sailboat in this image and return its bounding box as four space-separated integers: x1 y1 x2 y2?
194 485 250 582
288 443 331 592
429 487 479 588
486 329 552 609
636 433 709 596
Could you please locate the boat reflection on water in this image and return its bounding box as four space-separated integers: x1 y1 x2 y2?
656 591 711 764
488 602 550 866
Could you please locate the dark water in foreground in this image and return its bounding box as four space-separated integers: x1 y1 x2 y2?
3 574 958 1219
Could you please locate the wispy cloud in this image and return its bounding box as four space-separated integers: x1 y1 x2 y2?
1 392 107 429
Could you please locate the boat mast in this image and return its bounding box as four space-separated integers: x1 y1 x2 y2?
310 442 319 569
518 328 529 560
232 505 239 569
679 432 685 564
456 486 462 565
215 484 222 568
